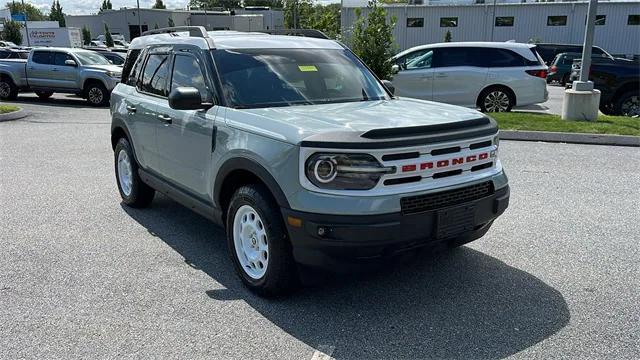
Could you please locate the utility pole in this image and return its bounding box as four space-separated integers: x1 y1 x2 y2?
21 0 30 46
578 0 598 84
136 0 142 36
490 0 497 41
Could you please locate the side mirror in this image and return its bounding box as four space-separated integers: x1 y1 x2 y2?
168 87 206 110
64 59 77 67
381 79 395 95
391 64 400 74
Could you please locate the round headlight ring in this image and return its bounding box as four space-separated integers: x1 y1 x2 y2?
313 157 338 183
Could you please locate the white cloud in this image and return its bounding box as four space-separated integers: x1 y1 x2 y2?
10 0 191 16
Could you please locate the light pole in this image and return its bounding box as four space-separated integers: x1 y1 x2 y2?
136 0 142 36
490 0 497 42
21 0 30 46
561 0 601 121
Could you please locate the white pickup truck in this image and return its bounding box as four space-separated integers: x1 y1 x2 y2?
0 47 122 106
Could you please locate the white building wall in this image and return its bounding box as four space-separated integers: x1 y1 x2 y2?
341 2 640 55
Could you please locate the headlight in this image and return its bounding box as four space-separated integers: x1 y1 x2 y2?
106 71 122 79
305 153 395 190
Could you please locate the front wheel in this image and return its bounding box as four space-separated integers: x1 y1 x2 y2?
35 90 53 100
114 137 155 208
613 91 640 117
85 83 109 106
479 87 513 113
226 185 298 296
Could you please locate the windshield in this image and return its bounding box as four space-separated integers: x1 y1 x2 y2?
74 51 111 65
212 49 389 108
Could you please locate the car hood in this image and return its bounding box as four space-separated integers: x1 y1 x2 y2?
83 64 122 73
225 98 492 145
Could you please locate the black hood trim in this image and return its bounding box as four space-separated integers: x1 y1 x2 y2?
300 117 498 149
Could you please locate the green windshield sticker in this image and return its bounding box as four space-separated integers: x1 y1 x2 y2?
298 65 318 72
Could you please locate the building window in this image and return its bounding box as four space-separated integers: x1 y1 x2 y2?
586 15 606 25
547 16 567 26
495 16 514 27
440 17 458 27
407 18 424 28
629 15 640 25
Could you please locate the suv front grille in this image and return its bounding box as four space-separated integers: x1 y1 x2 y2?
400 181 494 215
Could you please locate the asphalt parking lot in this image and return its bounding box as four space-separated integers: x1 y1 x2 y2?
1 94 639 359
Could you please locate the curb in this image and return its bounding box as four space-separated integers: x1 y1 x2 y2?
0 108 27 122
499 130 640 147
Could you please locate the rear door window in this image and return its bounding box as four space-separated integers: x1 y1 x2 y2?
32 51 53 65
140 53 170 96
434 47 485 68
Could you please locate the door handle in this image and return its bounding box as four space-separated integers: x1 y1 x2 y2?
126 105 136 113
158 114 172 124
51 68 60 72
435 73 448 78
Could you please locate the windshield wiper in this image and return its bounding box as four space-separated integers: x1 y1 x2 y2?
361 88 369 101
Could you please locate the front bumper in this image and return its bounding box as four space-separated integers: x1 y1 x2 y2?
282 184 510 269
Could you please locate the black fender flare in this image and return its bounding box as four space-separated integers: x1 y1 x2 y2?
214 157 290 209
110 118 140 164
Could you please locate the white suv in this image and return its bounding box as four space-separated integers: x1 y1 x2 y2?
391 42 548 112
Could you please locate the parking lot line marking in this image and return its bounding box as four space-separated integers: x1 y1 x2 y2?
311 345 336 360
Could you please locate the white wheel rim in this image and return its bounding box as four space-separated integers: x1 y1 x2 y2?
233 205 269 280
117 149 133 196
484 91 510 112
0 82 10 98
88 87 103 104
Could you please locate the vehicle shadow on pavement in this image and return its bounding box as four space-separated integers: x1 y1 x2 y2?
123 195 570 360
11 94 91 108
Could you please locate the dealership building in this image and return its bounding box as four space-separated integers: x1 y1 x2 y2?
65 7 284 41
341 1 640 56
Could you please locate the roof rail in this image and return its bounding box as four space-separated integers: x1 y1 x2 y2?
259 29 329 40
142 26 209 38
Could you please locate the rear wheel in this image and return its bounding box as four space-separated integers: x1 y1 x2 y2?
114 137 155 208
0 77 18 100
479 87 513 113
613 91 640 117
226 184 298 296
35 90 53 100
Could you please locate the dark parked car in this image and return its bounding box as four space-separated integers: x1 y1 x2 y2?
569 61 640 116
547 53 582 85
535 43 610 65
100 51 126 66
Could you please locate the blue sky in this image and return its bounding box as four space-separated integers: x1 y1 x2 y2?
13 0 340 16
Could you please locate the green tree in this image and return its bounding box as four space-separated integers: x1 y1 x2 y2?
283 0 312 29
49 0 66 27
104 23 114 47
152 0 166 9
244 0 283 7
1 20 23 45
190 0 241 10
99 0 113 13
6 1 46 21
81 26 91 45
168 17 175 27
350 3 396 80
444 30 451 42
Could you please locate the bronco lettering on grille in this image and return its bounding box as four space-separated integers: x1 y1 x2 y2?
403 151 493 173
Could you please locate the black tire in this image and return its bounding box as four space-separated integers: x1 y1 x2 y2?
226 184 298 296
35 90 54 100
613 91 640 117
85 82 109 106
478 86 514 113
114 137 155 208
0 76 18 100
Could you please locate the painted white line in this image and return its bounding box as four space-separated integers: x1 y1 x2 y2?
311 345 336 360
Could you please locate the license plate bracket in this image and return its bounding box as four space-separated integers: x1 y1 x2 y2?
435 204 476 239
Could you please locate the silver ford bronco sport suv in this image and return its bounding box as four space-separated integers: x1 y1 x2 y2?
110 27 510 296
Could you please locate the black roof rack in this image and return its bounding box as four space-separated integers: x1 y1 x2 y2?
258 29 329 40
142 26 209 38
